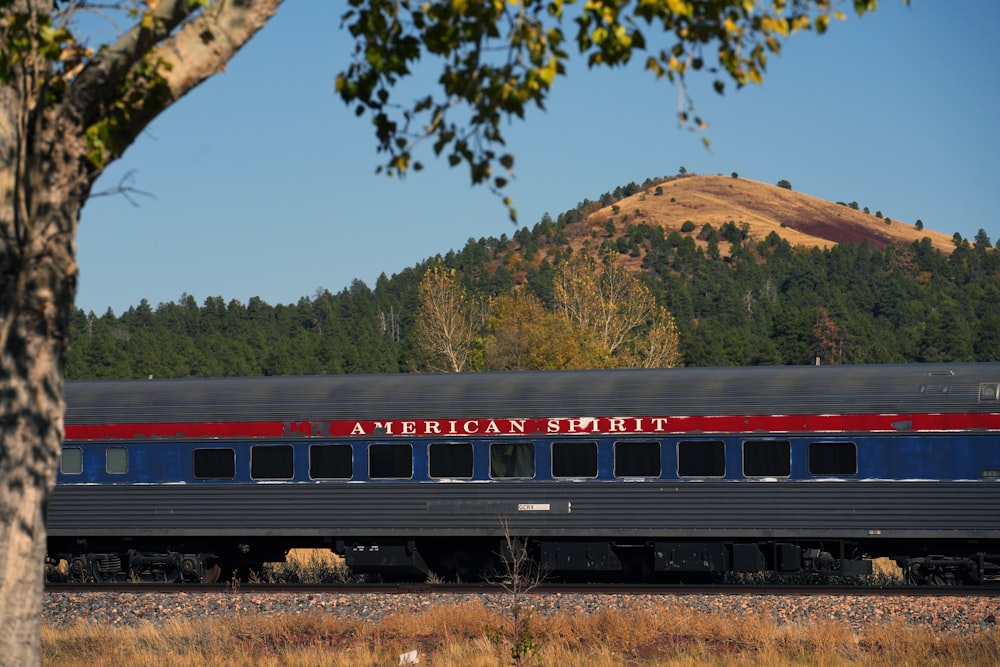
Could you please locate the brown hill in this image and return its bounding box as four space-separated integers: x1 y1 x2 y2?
570 174 954 257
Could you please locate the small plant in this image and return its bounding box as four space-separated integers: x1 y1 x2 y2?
488 516 548 667
228 571 240 594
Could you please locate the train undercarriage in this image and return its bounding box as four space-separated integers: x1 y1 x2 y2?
46 537 1000 586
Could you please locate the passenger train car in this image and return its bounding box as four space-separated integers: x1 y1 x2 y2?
48 363 1000 584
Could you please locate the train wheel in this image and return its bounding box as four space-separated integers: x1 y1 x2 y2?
202 564 222 584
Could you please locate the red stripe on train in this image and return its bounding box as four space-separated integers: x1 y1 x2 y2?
64 412 1000 441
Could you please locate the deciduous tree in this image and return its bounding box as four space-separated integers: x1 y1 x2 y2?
622 306 684 368
553 254 681 367
484 293 605 370
414 263 477 371
811 308 846 365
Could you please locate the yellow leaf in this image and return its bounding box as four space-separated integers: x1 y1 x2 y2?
761 16 789 37
538 59 558 86
790 15 811 32
665 0 693 17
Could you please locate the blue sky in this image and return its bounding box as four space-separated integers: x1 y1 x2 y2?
76 1 1000 315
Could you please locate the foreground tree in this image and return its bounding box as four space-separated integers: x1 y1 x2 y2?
2 0 897 662
1 3 282 663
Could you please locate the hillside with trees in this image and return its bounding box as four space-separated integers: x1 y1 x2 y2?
67 174 1000 379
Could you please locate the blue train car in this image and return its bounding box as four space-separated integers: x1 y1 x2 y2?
48 363 1000 584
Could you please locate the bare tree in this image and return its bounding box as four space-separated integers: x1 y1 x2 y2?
413 263 477 371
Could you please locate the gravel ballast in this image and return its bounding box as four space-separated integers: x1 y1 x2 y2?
44 590 1000 635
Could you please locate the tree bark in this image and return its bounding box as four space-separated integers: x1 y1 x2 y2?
0 2 281 663
0 98 86 667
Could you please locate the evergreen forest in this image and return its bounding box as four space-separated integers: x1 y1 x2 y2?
67 186 1000 380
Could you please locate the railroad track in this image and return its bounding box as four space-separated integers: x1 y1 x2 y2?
44 581 1000 597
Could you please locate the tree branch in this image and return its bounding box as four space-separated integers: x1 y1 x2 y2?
66 0 282 163
67 0 199 127
89 168 154 206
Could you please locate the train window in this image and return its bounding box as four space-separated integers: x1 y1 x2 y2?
552 441 598 478
251 444 294 480
369 443 413 479
193 448 236 479
614 441 661 477
808 442 857 476
677 440 725 477
60 447 83 475
490 442 534 479
429 442 474 479
309 444 352 479
105 447 128 474
743 440 791 477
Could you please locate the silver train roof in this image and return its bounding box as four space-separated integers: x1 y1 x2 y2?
64 363 1000 425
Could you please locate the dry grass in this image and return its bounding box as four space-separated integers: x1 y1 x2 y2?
871 557 904 582
575 174 956 261
43 598 1000 666
260 549 354 584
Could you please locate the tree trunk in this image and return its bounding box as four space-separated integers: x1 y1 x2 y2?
0 2 280 662
0 100 87 663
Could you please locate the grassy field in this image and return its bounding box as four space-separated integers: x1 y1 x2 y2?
42 598 1000 666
